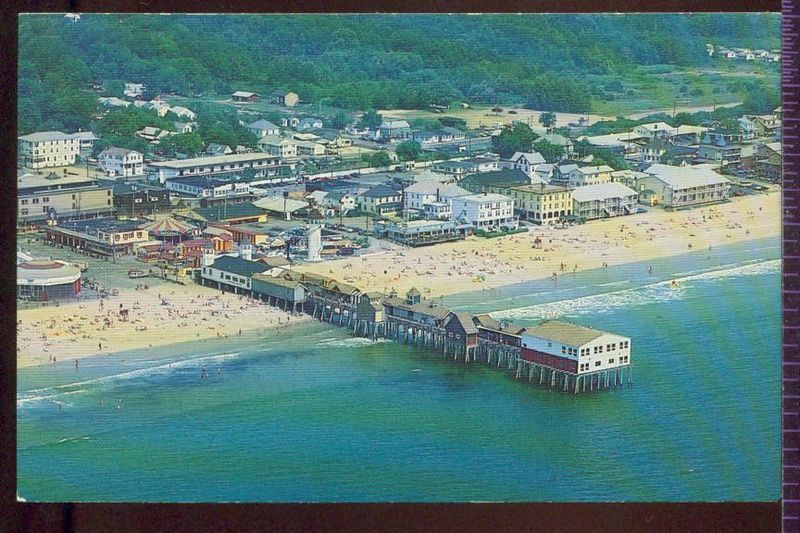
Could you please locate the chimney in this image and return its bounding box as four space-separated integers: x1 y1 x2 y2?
540 182 545 190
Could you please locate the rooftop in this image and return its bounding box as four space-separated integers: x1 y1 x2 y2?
210 255 272 277
644 163 729 189
360 185 402 198
147 153 278 169
526 320 615 346
19 131 78 143
572 182 638 203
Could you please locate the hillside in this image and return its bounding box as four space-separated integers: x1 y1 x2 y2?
18 13 781 134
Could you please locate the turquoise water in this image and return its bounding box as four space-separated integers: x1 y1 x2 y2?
17 238 781 502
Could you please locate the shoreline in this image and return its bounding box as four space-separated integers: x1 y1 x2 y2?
294 192 780 299
17 282 312 369
18 193 779 370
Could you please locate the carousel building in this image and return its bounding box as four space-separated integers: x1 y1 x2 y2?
139 216 199 244
17 259 81 300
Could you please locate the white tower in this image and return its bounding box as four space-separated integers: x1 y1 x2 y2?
307 224 322 262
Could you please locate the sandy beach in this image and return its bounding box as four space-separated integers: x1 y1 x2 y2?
17 282 311 369
295 192 780 299
17 192 779 370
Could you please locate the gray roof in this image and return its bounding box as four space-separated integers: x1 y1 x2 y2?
403 181 469 197
247 119 280 130
383 297 451 319
360 185 401 199
210 255 272 277
644 164 729 189
526 320 615 346
19 131 75 142
473 314 527 336
572 182 638 203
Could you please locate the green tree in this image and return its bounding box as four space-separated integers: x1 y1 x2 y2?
535 140 565 162
539 112 557 134
358 110 382 129
491 123 539 159
104 80 126 97
161 133 204 156
364 151 392 167
395 141 422 161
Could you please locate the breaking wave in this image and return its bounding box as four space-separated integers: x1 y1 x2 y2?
18 351 242 408
492 259 779 321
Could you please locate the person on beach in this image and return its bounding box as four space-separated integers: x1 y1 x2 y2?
75 358 79 369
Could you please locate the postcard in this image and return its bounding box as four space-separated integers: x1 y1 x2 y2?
16 13 781 503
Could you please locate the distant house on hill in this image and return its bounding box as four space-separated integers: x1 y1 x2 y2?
376 120 412 141
205 143 233 156
269 91 300 107
296 117 324 131
534 134 574 156
232 91 260 103
246 119 280 138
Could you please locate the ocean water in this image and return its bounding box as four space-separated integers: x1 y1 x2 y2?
17 238 781 502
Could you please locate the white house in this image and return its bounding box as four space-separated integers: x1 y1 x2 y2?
520 320 631 375
169 106 197 121
505 151 546 178
258 136 298 158
200 255 272 294
640 163 730 208
124 83 145 98
98 147 144 178
567 165 614 187
450 193 517 229
376 120 412 140
571 182 639 220
165 176 250 199
18 131 82 169
633 122 676 140
402 181 470 216
246 119 281 138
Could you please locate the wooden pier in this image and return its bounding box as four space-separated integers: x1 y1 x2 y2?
202 260 633 394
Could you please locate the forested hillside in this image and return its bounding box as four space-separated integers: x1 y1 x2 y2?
18 13 780 134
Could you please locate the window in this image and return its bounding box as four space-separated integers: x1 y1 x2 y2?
21 199 28 205
32 198 39 204
595 361 601 367
547 342 552 348
608 358 615 364
21 208 28 215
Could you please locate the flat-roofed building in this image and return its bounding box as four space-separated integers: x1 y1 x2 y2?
450 193 517 230
18 131 82 169
18 172 115 226
98 147 144 178
520 320 631 375
571 182 639 220
500 183 573 225
146 153 284 183
566 165 614 187
640 163 730 208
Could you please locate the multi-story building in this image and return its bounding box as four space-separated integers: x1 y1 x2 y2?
566 165 614 187
640 164 730 208
165 176 251 199
258 136 298 158
571 182 639 220
98 147 144 178
504 151 546 178
102 180 171 216
357 185 403 215
17 172 115 226
246 119 281 138
501 183 573 224
520 320 631 376
450 193 518 230
146 153 285 183
18 131 82 169
402 181 470 215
